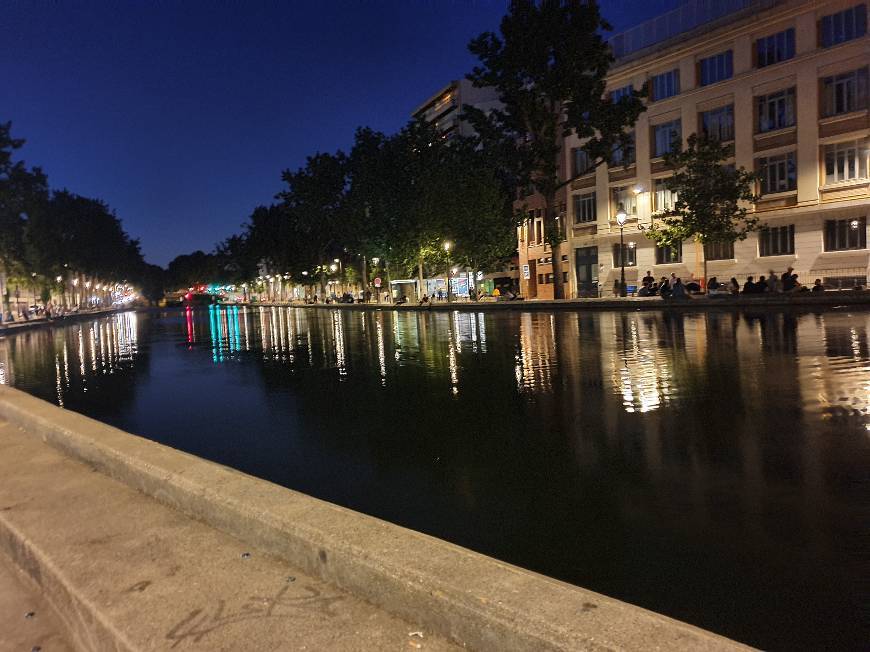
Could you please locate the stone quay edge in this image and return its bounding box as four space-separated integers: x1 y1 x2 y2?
0 386 752 651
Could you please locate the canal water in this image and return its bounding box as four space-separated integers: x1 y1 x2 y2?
1 306 867 650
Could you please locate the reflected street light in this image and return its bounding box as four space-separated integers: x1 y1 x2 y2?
443 241 453 303
615 203 628 298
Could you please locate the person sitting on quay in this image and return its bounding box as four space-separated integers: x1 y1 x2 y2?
648 281 659 295
659 277 672 298
642 270 655 286
767 270 780 293
418 294 430 306
781 267 796 292
637 281 650 297
669 277 688 299
756 275 769 293
707 276 721 291
812 279 825 293
685 276 702 293
729 277 740 295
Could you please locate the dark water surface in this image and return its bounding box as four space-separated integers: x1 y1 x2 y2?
1 306 867 649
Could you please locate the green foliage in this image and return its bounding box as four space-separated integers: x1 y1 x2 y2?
646 134 760 248
464 0 646 298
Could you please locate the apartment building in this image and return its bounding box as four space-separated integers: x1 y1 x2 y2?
412 78 501 139
519 0 869 298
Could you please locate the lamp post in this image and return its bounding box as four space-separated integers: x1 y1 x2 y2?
615 203 628 298
443 241 453 303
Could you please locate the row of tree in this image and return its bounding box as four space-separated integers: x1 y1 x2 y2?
166 119 518 295
0 122 164 309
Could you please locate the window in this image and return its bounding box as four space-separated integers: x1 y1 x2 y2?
758 152 797 194
756 28 795 67
822 68 869 117
655 242 682 264
704 241 735 260
612 243 637 267
651 69 680 101
701 105 734 141
654 178 677 212
573 192 596 223
611 132 635 167
824 217 866 251
610 84 633 103
573 148 593 176
653 120 681 157
757 88 796 132
699 51 733 86
611 186 638 218
759 224 795 256
820 5 867 48
825 140 869 184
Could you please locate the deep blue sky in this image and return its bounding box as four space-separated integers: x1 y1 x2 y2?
3 1 680 267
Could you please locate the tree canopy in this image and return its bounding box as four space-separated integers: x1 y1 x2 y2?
464 0 646 298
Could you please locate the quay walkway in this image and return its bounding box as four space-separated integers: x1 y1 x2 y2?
0 306 129 336
0 386 749 651
256 289 870 313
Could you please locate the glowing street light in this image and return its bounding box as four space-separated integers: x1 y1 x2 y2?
615 203 628 298
443 240 453 303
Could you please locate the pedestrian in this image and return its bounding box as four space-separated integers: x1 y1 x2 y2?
729 277 740 295
659 276 671 297
671 277 687 299
781 267 795 291
612 279 621 296
642 270 655 286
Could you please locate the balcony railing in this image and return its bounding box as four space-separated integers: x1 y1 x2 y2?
608 0 780 60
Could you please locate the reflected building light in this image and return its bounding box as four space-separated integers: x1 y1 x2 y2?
376 317 387 385
258 307 268 356
77 326 86 378
608 315 671 413
55 354 64 407
516 314 554 392
478 312 487 352
186 306 194 346
332 311 347 377
242 307 251 351
63 341 70 387
448 338 459 395
89 325 98 372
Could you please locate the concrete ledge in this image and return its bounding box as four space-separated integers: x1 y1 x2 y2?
0 386 750 651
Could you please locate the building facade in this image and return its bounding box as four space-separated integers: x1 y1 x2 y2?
412 78 502 139
519 0 869 298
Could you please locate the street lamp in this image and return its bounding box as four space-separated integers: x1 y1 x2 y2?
443 241 453 302
615 203 628 297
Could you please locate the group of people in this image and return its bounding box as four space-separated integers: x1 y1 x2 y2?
628 266 828 298
635 272 700 299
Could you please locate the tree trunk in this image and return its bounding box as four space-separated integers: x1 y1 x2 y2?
546 192 566 300
417 256 425 302
360 257 367 302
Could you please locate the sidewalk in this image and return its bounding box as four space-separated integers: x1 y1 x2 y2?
0 417 460 651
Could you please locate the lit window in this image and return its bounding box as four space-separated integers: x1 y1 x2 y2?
611 132 635 167
612 243 637 267
610 84 633 103
573 148 593 176
824 140 869 184
611 186 638 218
824 217 866 251
653 178 677 212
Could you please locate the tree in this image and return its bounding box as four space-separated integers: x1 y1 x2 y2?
646 134 760 286
466 0 646 298
0 122 49 312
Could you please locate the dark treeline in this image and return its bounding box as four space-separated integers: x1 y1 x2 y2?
0 122 163 308
165 120 518 295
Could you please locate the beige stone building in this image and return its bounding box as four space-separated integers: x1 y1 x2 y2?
519 0 869 298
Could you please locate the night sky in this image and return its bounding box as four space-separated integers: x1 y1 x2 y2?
3 1 681 267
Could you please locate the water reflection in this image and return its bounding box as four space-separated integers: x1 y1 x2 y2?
1 306 868 650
